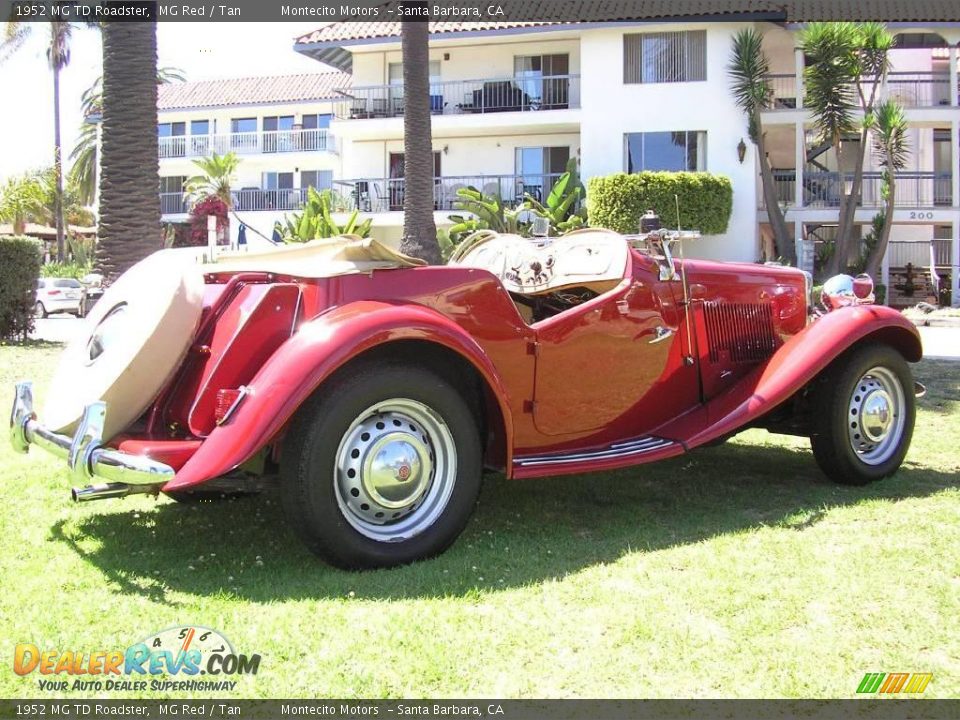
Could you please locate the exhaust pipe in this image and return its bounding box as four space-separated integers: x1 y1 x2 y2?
71 483 162 503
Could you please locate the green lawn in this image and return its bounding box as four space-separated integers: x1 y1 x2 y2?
0 342 957 699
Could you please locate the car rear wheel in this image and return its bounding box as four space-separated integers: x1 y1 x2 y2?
281 363 482 569
810 344 915 485
34 302 47 319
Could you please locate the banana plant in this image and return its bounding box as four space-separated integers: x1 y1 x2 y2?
273 187 372 242
447 185 527 244
520 158 587 234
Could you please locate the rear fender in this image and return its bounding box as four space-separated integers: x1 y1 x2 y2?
681 305 921 447
165 301 513 489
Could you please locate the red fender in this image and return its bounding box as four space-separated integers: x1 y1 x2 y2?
670 304 922 448
164 301 515 490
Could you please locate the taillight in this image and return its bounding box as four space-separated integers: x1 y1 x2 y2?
214 387 247 425
48 289 61 296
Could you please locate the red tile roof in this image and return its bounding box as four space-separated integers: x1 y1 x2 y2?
294 1 960 47
157 72 351 110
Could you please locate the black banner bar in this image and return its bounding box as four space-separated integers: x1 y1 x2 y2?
2 0 955 24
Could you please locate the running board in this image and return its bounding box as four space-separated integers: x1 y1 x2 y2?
514 436 678 470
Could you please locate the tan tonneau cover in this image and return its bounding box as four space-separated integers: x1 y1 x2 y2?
207 235 426 277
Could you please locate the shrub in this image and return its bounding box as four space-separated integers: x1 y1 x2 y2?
188 195 229 246
587 172 733 235
41 261 93 280
0 235 42 341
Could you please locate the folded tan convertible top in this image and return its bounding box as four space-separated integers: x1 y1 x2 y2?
208 235 426 277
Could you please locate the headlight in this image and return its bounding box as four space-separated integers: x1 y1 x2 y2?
821 273 875 311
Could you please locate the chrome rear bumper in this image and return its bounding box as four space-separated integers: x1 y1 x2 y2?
9 381 173 501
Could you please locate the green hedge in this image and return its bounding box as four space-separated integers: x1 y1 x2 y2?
587 172 733 235
0 236 42 341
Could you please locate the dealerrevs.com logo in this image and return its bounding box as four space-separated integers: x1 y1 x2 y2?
14 626 261 693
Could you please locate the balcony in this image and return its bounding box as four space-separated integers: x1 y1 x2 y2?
769 170 953 208
160 188 314 215
335 75 581 120
764 71 957 110
332 174 563 213
158 129 334 159
887 239 952 268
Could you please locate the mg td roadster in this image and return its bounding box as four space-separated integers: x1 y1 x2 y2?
9 222 923 568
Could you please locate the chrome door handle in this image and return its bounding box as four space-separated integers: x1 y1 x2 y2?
648 326 674 344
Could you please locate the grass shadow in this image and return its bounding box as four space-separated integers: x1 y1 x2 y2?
49 441 959 604
916 358 960 415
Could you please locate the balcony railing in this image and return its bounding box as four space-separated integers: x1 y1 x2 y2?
158 129 334 159
332 174 563 212
335 75 581 120
887 239 952 268
769 170 952 208
763 71 956 110
159 188 318 215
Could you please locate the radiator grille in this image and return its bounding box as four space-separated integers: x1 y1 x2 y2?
702 302 780 364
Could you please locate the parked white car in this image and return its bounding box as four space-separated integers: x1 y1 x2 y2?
35 277 84 318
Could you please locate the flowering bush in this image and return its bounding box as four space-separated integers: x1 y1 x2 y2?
185 195 229 247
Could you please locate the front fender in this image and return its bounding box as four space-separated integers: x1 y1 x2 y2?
165 300 514 490
685 304 921 447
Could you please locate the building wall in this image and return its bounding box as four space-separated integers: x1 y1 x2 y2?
579 22 761 261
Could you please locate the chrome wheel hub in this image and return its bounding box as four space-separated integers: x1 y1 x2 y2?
847 367 905 465
334 399 456 542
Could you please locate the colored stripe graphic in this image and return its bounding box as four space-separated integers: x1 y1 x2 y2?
880 673 910 693
902 673 933 694
857 673 885 694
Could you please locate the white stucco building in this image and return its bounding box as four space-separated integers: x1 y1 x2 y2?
157 9 960 306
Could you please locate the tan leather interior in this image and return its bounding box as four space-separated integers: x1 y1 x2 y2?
449 229 629 296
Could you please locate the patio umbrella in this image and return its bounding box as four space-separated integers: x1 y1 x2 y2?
238 224 247 248
271 227 282 244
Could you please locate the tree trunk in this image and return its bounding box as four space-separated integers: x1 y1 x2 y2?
754 120 794 264
825 138 849 276
398 21 440 264
52 61 65 263
96 19 161 283
864 178 895 281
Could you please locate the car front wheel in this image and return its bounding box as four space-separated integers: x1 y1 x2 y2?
810 344 915 485
281 363 482 569
34 302 47 319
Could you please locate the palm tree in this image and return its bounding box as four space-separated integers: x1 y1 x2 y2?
800 22 893 276
398 20 441 264
863 100 909 280
185 152 241 207
1 20 85 262
96 20 162 282
0 173 45 235
728 28 793 264
70 66 185 206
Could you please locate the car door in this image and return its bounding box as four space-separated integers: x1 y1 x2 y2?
531 250 697 437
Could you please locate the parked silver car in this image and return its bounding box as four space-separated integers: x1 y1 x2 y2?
35 277 84 318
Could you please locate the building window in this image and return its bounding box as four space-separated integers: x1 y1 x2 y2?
514 54 570 109
515 146 571 202
301 114 332 150
263 116 294 153
301 170 333 191
623 31 706 84
625 131 706 172
189 120 210 156
159 176 187 213
158 122 185 158
302 114 331 130
231 117 257 134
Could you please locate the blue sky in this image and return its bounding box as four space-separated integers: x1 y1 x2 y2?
0 22 327 182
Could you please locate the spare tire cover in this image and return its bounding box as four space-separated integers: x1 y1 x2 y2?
45 250 205 441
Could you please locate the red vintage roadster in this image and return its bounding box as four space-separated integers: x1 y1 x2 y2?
10 225 923 568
